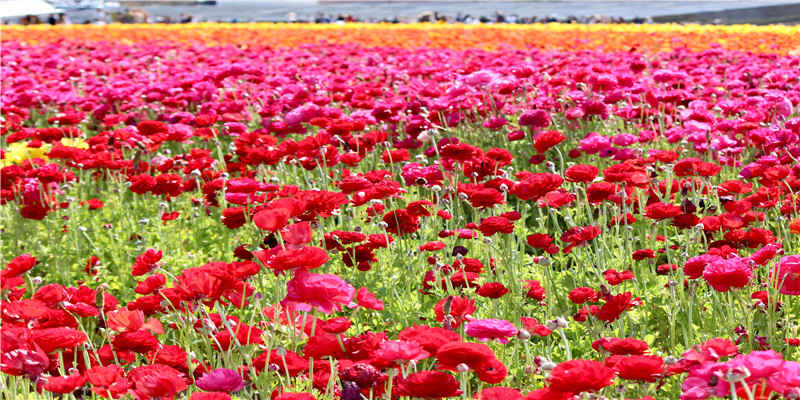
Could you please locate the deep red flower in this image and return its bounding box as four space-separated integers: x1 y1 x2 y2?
2 253 36 277
547 359 615 395
398 324 462 355
612 355 664 382
597 292 642 323
476 282 509 299
41 372 87 394
533 130 566 154
560 226 602 254
395 371 462 399
131 249 162 276
434 296 476 328
565 164 600 183
478 216 514 236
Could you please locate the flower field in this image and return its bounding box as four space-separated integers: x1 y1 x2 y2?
2 23 800 400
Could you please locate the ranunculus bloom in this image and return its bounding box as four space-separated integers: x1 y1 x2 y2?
612 355 664 382
195 368 245 393
547 359 615 395
465 319 518 343
771 255 800 295
395 371 463 399
703 257 752 292
281 269 356 314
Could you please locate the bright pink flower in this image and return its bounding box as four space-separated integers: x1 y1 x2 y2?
195 368 245 393
281 269 355 314
465 319 518 344
703 257 752 292
771 255 800 295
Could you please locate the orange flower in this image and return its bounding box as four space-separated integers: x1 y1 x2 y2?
790 217 800 234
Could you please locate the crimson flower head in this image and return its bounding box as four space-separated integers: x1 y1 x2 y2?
2 253 36 278
547 359 615 395
533 130 566 154
612 355 664 382
560 226 602 254
394 371 463 399
597 292 642 323
434 295 476 328
131 249 163 276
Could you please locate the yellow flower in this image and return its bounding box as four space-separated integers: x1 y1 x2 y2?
1 141 52 167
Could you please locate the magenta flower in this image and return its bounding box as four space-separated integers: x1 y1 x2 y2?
195 368 245 393
702 257 752 292
465 319 518 344
771 255 800 295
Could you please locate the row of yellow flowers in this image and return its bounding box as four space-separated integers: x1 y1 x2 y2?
3 22 800 54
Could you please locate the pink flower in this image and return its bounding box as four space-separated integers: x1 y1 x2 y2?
195 368 245 393
465 319 518 344
771 255 800 295
379 340 431 362
702 257 752 292
281 269 355 314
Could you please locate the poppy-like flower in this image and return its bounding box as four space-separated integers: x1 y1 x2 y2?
353 287 384 310
560 225 602 254
465 319 518 343
128 364 188 400
41 372 87 394
703 257 753 292
2 253 36 277
189 393 232 400
478 216 514 236
612 355 664 382
644 202 682 220
597 292 642 323
564 164 599 183
131 249 163 276
398 324 462 355
474 386 524 400
476 282 509 299
533 130 566 154
379 340 431 362
603 269 635 285
434 296 476 328
547 359 615 395
281 269 355 314
394 371 463 399
771 255 800 295
195 368 245 393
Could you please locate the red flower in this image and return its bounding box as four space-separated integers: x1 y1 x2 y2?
395 371 463 399
478 216 514 236
523 280 546 301
434 296 476 328
644 202 682 220
592 337 649 355
383 209 420 235
597 292 642 323
560 226 602 254
42 372 87 394
564 164 599 183
511 173 563 201
476 282 509 299
569 287 600 304
603 269 635 286
131 249 162 276
356 287 384 310
475 386 524 400
2 253 36 277
533 130 566 154
547 359 615 395
612 355 664 382
703 257 753 292
127 364 188 400
398 324 462 355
